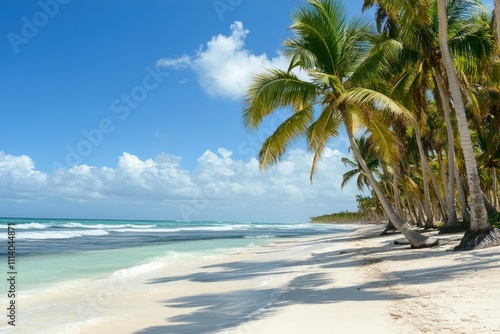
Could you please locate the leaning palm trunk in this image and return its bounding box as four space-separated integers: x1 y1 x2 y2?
434 70 459 228
343 116 437 248
392 163 403 218
455 161 470 224
483 192 498 216
427 161 447 220
495 0 500 46
414 125 434 227
494 167 498 211
407 200 418 224
416 199 426 227
438 150 449 203
437 0 499 249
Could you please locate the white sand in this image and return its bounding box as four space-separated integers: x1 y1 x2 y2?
10 224 500 333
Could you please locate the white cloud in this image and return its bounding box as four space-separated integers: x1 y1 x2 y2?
0 149 359 222
157 21 308 100
156 55 192 69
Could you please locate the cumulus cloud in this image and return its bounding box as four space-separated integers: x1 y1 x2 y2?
157 21 307 99
0 149 359 222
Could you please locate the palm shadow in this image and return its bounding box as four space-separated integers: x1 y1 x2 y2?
136 232 500 334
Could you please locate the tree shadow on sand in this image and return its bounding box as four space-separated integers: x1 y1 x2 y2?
135 272 398 334
135 232 500 334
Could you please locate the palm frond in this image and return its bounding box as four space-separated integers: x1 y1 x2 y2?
341 168 362 189
341 156 358 169
258 106 314 169
306 104 342 181
367 116 398 163
243 70 317 129
338 87 415 123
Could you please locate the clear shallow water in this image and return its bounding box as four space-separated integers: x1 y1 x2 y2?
0 218 349 290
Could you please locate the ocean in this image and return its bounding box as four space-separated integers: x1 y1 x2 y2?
0 218 349 333
0 218 350 289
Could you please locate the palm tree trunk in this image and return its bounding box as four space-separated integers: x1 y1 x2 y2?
438 150 452 220
434 70 458 227
416 199 425 227
438 150 449 203
437 0 498 249
414 125 434 227
483 191 498 216
495 0 500 46
428 162 447 220
381 212 397 235
493 167 498 211
487 188 493 207
392 163 403 218
342 115 437 248
407 199 418 224
455 161 470 224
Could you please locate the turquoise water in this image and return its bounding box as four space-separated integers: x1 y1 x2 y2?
17 238 267 290
0 218 351 334
0 218 349 290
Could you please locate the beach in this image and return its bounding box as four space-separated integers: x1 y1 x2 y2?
6 222 500 333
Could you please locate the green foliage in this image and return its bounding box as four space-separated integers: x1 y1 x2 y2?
489 212 500 228
310 193 386 224
435 221 446 228
243 0 500 231
310 210 366 223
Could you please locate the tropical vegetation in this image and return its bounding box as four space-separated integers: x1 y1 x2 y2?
243 0 500 250
310 210 367 224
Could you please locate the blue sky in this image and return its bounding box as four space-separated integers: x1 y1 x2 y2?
3 0 487 222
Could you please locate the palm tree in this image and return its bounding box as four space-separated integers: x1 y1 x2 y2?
437 0 500 249
475 115 500 212
364 0 496 237
341 134 383 191
243 0 438 248
341 134 400 233
363 0 455 227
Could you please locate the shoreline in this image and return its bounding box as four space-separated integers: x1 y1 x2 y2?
9 223 500 333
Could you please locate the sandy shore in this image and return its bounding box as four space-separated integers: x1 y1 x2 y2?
14 224 500 334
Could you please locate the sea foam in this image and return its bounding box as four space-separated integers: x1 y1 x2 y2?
0 229 110 240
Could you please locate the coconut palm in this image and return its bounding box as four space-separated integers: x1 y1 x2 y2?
363 0 497 242
341 134 383 191
475 115 500 212
437 0 500 249
243 0 438 247
341 134 400 233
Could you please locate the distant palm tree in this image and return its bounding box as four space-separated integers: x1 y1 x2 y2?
341 135 382 191
243 0 437 247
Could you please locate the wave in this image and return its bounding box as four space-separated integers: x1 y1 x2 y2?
0 222 49 229
0 222 160 230
0 229 109 240
58 222 157 229
109 260 166 279
111 224 255 233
